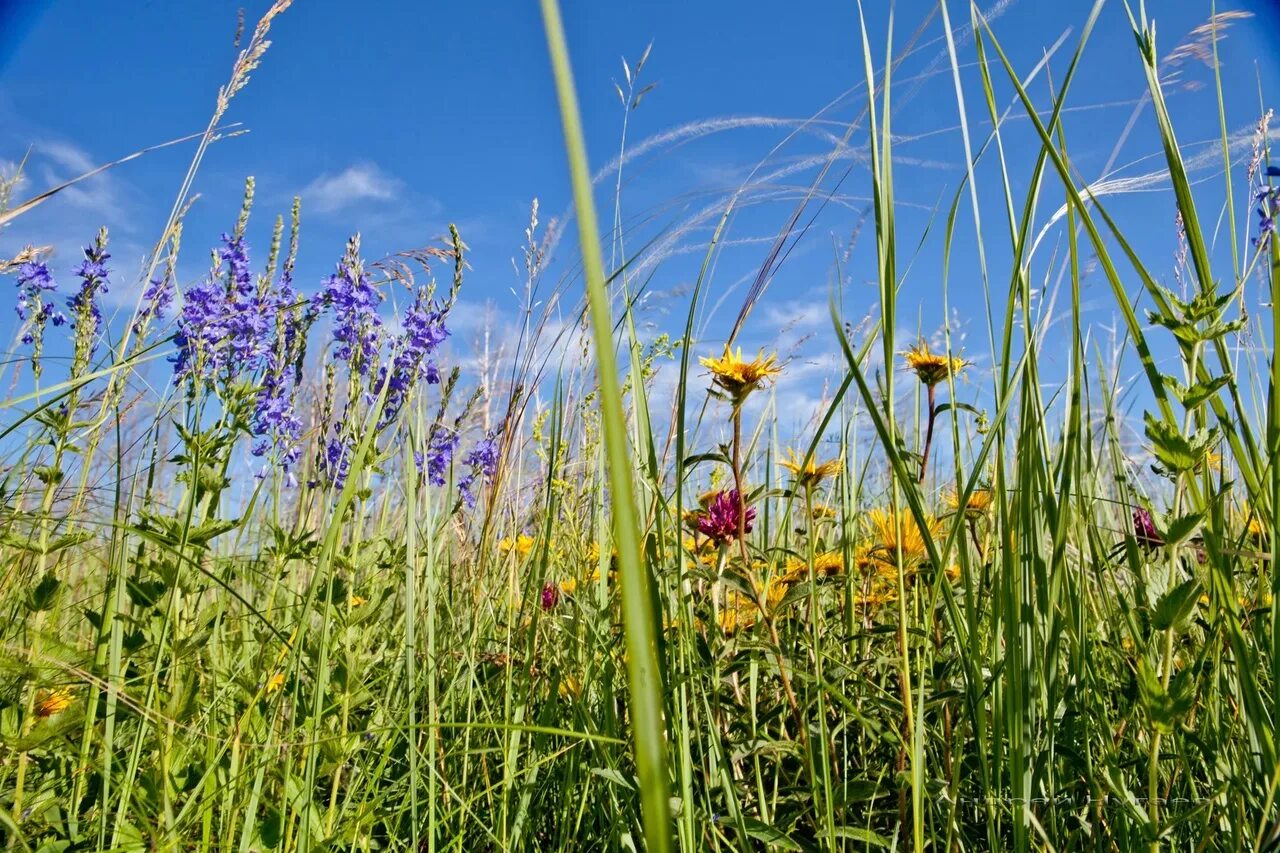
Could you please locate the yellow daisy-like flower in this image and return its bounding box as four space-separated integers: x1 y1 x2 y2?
718 577 791 634
809 503 837 520
854 577 899 609
902 341 969 386
781 552 844 584
499 534 536 558
779 448 843 488
34 688 73 718
946 487 994 520
866 507 941 569
265 673 285 694
348 594 368 607
699 346 781 402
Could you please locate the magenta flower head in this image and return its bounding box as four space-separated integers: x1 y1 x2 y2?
695 490 756 544
540 583 560 611
1132 508 1163 549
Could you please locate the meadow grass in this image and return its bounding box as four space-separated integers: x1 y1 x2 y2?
1 0 1278 849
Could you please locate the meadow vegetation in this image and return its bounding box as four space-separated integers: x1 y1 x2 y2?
0 0 1277 849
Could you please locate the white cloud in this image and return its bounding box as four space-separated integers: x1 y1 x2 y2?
301 162 402 214
33 139 125 220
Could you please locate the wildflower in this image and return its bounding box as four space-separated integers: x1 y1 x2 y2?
67 229 110 373
34 688 73 718
172 277 231 383
313 236 383 376
694 490 755 544
946 488 994 520
265 673 285 694
500 534 535 559
132 274 174 336
423 427 461 487
699 345 781 404
379 287 450 428
458 432 501 509
540 583 560 610
809 503 837 520
719 577 790 634
349 594 368 607
866 507 940 569
317 434 354 490
1132 507 1163 549
902 341 968 386
854 578 899 609
779 448 842 488
781 552 844 584
13 258 65 377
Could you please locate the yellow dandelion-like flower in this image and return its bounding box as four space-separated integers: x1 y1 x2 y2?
499 534 536 558
809 503 837 520
781 552 844 584
946 487 994 520
349 594 368 607
779 448 843 488
558 674 583 699
854 578 899 609
34 688 73 718
265 673 285 694
902 341 969 386
866 507 940 569
699 346 781 402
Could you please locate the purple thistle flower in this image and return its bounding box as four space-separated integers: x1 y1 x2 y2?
1132 508 1163 549
695 490 756 544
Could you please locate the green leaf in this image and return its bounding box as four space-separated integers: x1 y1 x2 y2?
832 826 892 847
1161 511 1203 547
739 817 802 851
1152 578 1201 631
25 571 61 612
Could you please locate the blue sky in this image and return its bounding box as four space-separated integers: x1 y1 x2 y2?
1 0 1277 434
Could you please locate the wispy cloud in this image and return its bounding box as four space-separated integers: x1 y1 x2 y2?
301 162 402 214
33 140 126 221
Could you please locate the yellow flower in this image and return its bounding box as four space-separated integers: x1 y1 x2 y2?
946 488 993 520
682 536 720 566
699 346 781 402
265 673 285 694
781 552 844 584
809 503 837 520
499 534 536 558
718 577 791 634
558 674 583 699
854 578 898 609
902 341 969 386
34 688 73 718
866 507 940 569
349 594 368 607
779 448 843 488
